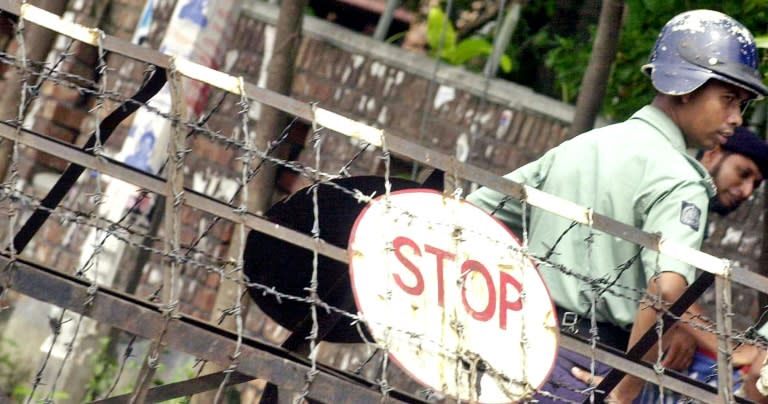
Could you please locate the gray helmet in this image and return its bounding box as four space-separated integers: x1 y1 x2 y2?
642 10 768 98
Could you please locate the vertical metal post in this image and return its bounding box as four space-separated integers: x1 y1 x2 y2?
373 0 399 41
483 0 522 79
715 274 734 403
131 63 186 404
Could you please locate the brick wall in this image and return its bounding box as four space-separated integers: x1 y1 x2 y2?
16 0 149 256
288 31 571 177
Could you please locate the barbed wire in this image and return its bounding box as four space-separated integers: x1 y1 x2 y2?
3 154 761 403
129 58 185 402
3 179 603 402
212 76 251 404
99 334 138 400
35 25 112 404
4 184 744 399
0 49 372 193
26 309 67 404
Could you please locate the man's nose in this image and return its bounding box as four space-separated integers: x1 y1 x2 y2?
738 180 754 199
728 105 744 127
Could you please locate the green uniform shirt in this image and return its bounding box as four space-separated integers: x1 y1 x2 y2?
467 105 715 329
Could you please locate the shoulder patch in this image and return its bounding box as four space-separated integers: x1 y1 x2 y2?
680 201 701 231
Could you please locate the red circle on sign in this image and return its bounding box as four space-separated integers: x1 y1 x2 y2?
349 190 558 403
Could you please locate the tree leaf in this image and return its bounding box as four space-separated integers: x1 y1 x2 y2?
756 35 768 48
427 6 457 55
448 37 493 65
499 54 513 73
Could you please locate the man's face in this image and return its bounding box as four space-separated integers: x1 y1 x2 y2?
703 150 763 213
678 81 752 150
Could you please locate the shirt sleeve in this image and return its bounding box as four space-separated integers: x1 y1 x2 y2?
639 180 709 285
466 149 555 236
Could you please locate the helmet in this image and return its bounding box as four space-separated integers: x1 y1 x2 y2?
642 10 768 98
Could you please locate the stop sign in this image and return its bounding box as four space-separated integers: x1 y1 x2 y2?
349 190 558 403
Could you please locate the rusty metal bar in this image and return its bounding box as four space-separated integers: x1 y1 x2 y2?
90 371 253 403
0 0 314 121
0 253 426 404
3 121 768 299
3 248 732 403
0 122 348 265
731 268 768 301
560 334 745 403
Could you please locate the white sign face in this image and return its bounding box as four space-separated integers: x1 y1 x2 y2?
349 190 558 403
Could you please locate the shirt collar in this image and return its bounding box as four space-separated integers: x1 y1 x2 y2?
630 105 716 198
629 105 687 152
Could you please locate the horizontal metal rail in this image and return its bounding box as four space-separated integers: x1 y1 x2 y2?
1 250 731 403
560 334 750 403
90 371 254 403
0 0 314 119
4 121 768 298
242 1 579 125
0 253 427 403
0 122 349 265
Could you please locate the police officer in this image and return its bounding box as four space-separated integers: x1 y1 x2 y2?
467 10 768 403
573 128 768 399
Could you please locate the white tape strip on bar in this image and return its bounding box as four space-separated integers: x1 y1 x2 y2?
524 185 592 225
525 185 730 276
19 5 383 146
20 3 383 147
658 238 730 277
21 4 102 46
313 107 384 147
20 4 244 96
18 2 731 278
172 57 242 95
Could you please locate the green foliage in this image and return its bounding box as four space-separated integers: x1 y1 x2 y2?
427 7 457 54
544 33 592 103
0 338 30 402
426 6 513 73
757 35 768 49
84 338 238 404
507 0 768 122
0 337 69 401
85 337 121 401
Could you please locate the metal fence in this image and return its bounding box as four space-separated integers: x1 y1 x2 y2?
0 0 766 403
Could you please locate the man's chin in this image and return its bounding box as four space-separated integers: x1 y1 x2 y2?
710 197 740 216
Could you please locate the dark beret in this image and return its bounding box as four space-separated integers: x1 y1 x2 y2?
722 127 768 178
